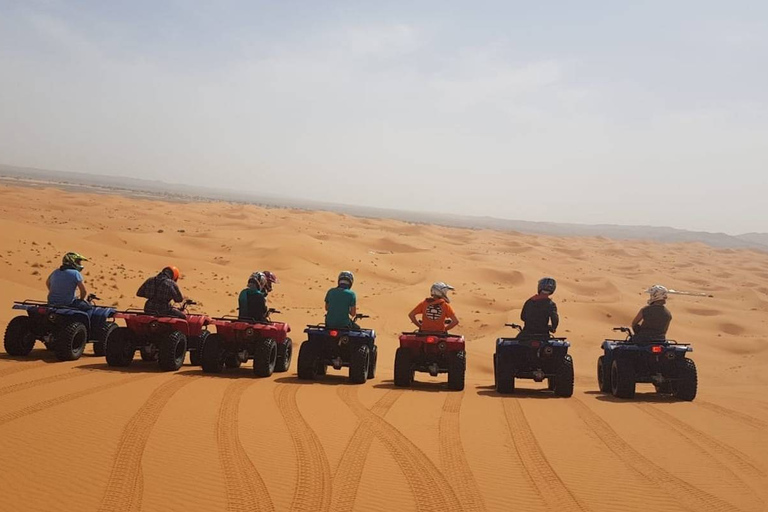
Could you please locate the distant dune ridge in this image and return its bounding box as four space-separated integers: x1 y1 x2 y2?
2 163 766 251
0 183 767 512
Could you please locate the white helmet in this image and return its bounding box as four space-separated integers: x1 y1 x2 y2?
647 284 668 304
430 282 455 302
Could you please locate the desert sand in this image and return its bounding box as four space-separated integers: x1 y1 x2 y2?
0 183 766 512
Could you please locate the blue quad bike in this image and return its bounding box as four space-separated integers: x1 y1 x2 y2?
4 294 117 361
493 323 574 397
598 327 697 401
297 314 377 384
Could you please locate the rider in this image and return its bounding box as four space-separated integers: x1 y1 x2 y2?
238 272 269 322
409 282 459 332
632 284 672 341
46 252 92 310
325 271 358 328
136 266 186 318
520 277 559 337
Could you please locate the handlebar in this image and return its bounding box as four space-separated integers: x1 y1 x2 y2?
87 293 101 303
505 323 522 332
613 326 632 333
268 308 281 315
354 314 370 320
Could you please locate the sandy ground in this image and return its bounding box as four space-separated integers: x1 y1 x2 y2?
0 184 766 512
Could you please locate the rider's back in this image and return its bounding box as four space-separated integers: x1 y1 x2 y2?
325 287 356 328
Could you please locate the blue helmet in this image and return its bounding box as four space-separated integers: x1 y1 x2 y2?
538 277 556 295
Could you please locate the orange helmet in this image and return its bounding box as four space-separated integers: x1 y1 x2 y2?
165 266 181 281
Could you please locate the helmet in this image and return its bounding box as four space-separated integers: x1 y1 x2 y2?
538 277 556 295
164 266 181 281
263 271 279 293
647 284 668 304
338 270 354 288
62 252 87 271
430 282 455 302
248 271 267 291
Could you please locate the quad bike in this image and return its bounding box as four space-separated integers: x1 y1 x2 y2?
297 314 376 384
4 294 116 361
394 330 466 391
493 323 574 397
204 308 292 377
106 300 210 371
598 327 697 401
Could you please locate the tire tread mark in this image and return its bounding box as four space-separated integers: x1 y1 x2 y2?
0 374 154 427
98 376 198 512
331 388 403 512
338 387 463 512
218 380 275 512
571 398 740 512
697 401 767 429
642 405 765 477
0 361 46 379
0 370 84 397
502 399 587 511
439 394 487 512
275 384 332 512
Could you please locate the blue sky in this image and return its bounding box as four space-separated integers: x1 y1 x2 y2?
1 1 766 233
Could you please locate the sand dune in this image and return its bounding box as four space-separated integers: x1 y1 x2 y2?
1 184 767 512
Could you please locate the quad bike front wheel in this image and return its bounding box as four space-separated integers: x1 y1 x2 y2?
597 356 612 393
673 358 697 401
253 338 277 377
201 334 225 373
4 316 36 357
188 331 209 366
54 321 88 361
553 355 574 397
106 327 135 367
93 322 117 357
611 358 636 399
158 331 187 371
367 345 377 379
448 351 466 391
275 338 293 373
297 340 322 380
349 344 370 384
495 352 515 394
393 347 414 387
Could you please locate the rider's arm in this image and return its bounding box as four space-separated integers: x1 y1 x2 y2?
445 313 459 330
136 279 150 299
171 282 183 303
349 305 357 318
549 302 559 333
631 309 644 332
77 281 87 300
408 303 423 328
520 300 529 322
45 274 52 290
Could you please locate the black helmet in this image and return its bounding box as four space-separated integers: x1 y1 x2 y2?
338 270 354 288
538 277 556 295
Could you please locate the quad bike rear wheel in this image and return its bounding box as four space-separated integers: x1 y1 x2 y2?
106 327 135 367
673 358 697 401
349 344 370 384
201 333 225 373
4 316 36 356
188 331 209 366
158 331 187 371
54 321 88 361
553 355 574 397
495 352 515 394
253 338 277 377
367 345 378 379
448 351 466 391
297 340 321 380
275 338 293 373
611 358 636 399
393 347 414 387
597 355 612 393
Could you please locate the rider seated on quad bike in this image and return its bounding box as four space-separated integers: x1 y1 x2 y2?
631 284 672 342
46 252 92 311
325 271 359 328
519 277 559 338
408 282 459 332
238 271 272 322
136 266 186 318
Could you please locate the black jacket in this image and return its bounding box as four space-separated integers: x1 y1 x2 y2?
520 294 559 335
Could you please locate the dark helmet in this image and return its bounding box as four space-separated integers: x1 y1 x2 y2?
538 277 556 295
62 252 87 271
338 270 354 288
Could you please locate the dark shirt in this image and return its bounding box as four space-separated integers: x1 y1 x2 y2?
520 294 559 336
633 303 672 340
238 288 267 322
137 273 183 314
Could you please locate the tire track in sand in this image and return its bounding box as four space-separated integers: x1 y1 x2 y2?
331 388 403 512
0 374 154 427
502 399 587 511
0 360 46 379
571 398 740 512
338 387 463 512
697 401 767 430
439 393 487 512
218 380 275 512
275 384 332 512
639 405 765 477
0 370 85 397
98 376 198 512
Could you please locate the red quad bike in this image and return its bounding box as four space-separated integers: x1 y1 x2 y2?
106 300 211 371
394 331 466 391
204 309 292 377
